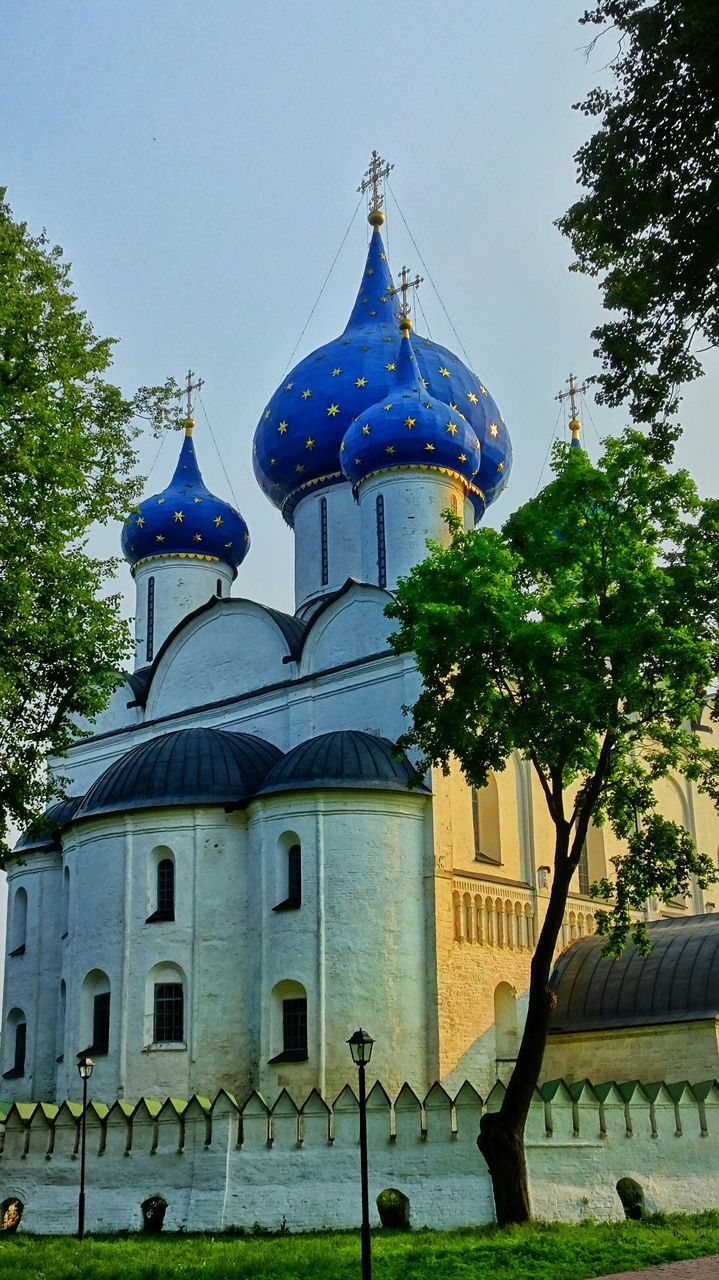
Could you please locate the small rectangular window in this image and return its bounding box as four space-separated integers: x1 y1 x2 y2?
146 576 155 664
578 842 590 896
14 1022 26 1075
472 789 481 858
154 983 184 1043
287 845 301 906
216 578 223 597
282 998 307 1056
92 992 110 1055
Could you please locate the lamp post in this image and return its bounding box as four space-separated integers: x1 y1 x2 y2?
77 1055 94 1241
347 1028 374 1280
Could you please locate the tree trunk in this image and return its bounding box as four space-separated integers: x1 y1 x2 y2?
477 843 575 1225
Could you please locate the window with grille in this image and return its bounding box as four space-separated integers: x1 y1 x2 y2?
92 992 110 1055
157 860 175 917
320 497 329 586
146 576 155 663
154 983 184 1043
578 841 590 896
376 494 387 589
282 998 307 1056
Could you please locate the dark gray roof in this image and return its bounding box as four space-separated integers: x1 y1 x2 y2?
74 727 283 821
14 796 84 853
549 914 719 1034
258 730 428 796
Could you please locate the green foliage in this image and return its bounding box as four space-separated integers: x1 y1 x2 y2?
2 1213 719 1279
0 189 180 861
387 429 719 949
557 0 719 422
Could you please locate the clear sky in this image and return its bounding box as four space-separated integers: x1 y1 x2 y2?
2 0 717 617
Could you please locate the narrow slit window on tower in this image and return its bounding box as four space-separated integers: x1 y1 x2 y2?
92 991 110 1055
578 840 590 896
376 493 387 589
320 497 329 587
274 843 302 911
472 789 481 859
147 857 175 923
146 576 155 664
3 1019 27 1079
216 578 223 597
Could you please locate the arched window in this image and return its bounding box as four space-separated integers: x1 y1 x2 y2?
274 837 301 911
452 890 462 940
146 847 175 923
320 496 329 587
471 776 501 864
81 969 111 1056
376 494 387 589
61 866 70 938
146 575 155 663
269 979 308 1062
494 982 520 1062
578 840 590 896
9 886 27 956
146 962 186 1047
3 1009 27 1079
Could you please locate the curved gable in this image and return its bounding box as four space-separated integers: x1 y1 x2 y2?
146 599 301 719
299 581 398 677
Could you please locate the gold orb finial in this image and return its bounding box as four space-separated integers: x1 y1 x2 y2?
399 314 412 334
184 416 195 435
368 208 385 227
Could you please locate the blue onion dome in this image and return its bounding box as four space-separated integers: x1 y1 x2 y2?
252 211 512 525
340 319 487 514
121 420 250 575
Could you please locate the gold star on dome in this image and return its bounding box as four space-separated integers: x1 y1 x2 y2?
305 437 315 449
367 267 375 276
157 498 166 505
327 404 339 417
360 344 369 351
379 252 387 261
295 463 305 473
278 420 288 433
173 510 184 522
501 415 505 423
404 416 416 428
214 515 223 526
243 531 249 541
386 445 396 455
384 403 393 411
285 381 294 390
383 336 393 343
489 422 499 438
264 410 271 420
354 457 363 465
270 457 277 466
446 422 458 435
480 384 488 395
331 368 342 376
449 402 459 411
156 534 165 542
468 391 479 404
355 376 367 388
369 309 377 316
340 441 345 452
301 389 312 399
380 295 388 303
439 367 450 377
193 533 202 542
424 402 433 409
425 442 436 452
458 452 467 462
385 362 396 371
362 425 371 436
361 296 368 303
420 378 429 388
497 461 504 472
224 541 233 548
193 496 202 503
136 516 145 527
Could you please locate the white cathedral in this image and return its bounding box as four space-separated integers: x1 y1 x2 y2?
4 167 719 1115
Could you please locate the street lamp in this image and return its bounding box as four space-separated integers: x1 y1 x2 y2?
347 1028 374 1280
77 1055 94 1240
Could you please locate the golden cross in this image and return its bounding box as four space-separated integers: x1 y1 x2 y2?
185 369 205 420
358 149 393 213
555 372 587 420
390 265 423 320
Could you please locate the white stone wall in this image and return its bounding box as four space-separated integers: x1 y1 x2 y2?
3 1078 719 1234
132 556 234 669
357 471 473 591
2 853 63 1099
293 484 362 616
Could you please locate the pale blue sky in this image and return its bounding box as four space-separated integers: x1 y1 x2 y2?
3 0 717 615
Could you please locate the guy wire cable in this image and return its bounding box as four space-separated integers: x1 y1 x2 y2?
197 393 241 511
533 401 564 496
281 196 363 379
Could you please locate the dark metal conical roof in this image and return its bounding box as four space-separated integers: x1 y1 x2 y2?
549 914 719 1033
75 727 283 821
258 730 428 796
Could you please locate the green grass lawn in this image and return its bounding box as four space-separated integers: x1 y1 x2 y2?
2 1212 719 1279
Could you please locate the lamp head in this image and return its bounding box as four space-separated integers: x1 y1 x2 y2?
347 1027 374 1066
77 1056 94 1081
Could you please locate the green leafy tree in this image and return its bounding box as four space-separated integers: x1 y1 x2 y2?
387 430 719 1224
557 0 719 422
0 189 180 861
